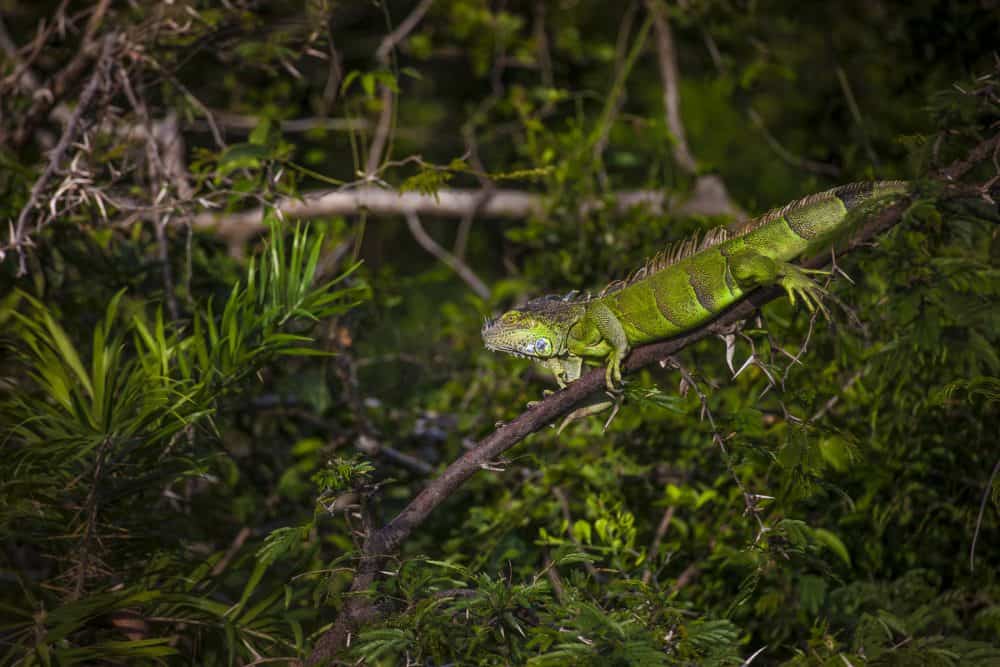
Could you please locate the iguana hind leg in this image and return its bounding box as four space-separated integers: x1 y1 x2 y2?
729 251 831 317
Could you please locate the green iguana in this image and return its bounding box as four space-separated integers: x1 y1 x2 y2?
482 181 908 399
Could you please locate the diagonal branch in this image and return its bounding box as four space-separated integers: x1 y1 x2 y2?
8 34 116 276
404 211 491 299
646 0 696 174
645 0 742 218
366 0 435 177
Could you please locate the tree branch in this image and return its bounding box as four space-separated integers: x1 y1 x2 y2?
366 0 435 177
404 211 491 299
939 131 1000 182
8 34 116 275
645 0 742 218
2 1 111 148
646 0 696 175
191 185 736 246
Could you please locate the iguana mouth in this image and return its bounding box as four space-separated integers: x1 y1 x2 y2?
481 336 536 359
481 317 543 359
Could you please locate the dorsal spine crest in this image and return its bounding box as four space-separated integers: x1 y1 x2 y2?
588 180 907 298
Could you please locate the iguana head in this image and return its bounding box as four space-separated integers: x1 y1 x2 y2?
482 296 585 360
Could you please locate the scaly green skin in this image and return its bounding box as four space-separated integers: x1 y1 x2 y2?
482 181 908 391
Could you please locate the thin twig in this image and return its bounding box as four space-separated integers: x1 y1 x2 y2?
366 0 435 177
454 125 496 260
118 64 180 320
592 2 639 186
590 10 649 184
374 0 435 64
748 108 841 178
970 455 1000 573
552 487 602 580
939 132 1000 182
641 505 675 584
365 85 395 178
809 368 864 422
405 211 491 299
3 0 108 147
81 0 112 46
646 0 696 174
835 66 879 169
10 34 115 275
321 33 344 113
210 526 252 576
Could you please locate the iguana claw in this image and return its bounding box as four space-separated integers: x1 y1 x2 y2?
527 389 556 409
779 265 831 319
605 353 625 392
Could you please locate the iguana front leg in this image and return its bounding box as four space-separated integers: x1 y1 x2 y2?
529 357 584 407
544 356 583 388
586 302 629 391
729 251 831 316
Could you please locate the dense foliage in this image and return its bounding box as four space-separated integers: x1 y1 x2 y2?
1 1 998 665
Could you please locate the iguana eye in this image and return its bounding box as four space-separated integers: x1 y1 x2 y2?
534 338 552 355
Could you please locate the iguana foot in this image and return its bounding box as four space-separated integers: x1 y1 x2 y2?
779 265 831 318
604 354 624 392
527 389 556 408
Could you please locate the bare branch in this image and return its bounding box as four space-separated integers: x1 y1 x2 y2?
641 505 675 584
592 2 641 184
191 185 738 245
2 3 111 148
374 0 435 65
645 1 742 217
8 34 116 275
748 108 841 178
646 0 696 174
970 455 1000 573
835 66 880 169
0 16 42 91
405 211 491 299
939 131 1000 182
188 111 370 135
366 0 435 177
365 87 396 178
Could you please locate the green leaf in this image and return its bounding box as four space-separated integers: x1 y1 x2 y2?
813 528 852 567
572 520 592 544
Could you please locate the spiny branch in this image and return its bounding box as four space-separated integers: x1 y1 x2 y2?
8 34 116 276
